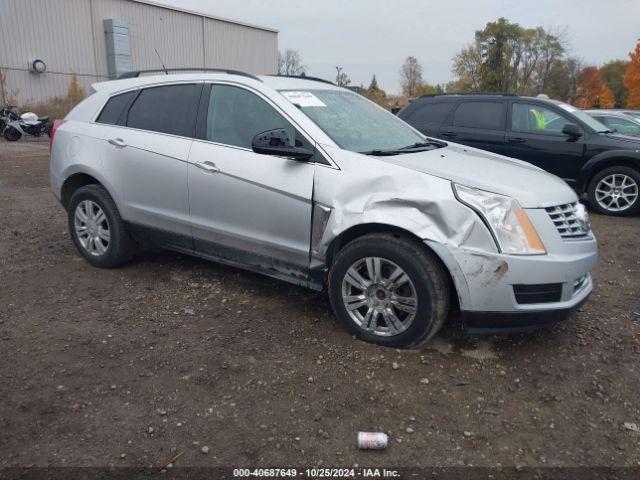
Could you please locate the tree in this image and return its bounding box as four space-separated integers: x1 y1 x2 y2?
543 56 584 103
335 66 351 87
368 74 380 91
624 39 640 109
365 74 387 107
277 49 306 76
67 74 85 106
475 18 523 92
575 67 615 109
450 18 568 96
602 60 629 107
451 45 482 91
400 56 423 97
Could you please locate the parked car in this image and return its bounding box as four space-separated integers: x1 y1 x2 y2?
584 109 640 136
50 72 597 348
398 93 640 216
618 109 640 120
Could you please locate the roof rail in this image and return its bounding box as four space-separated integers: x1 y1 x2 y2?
269 74 336 86
118 68 262 81
419 92 518 98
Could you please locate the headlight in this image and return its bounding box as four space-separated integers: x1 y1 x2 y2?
454 184 546 255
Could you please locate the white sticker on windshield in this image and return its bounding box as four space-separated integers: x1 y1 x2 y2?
281 91 327 108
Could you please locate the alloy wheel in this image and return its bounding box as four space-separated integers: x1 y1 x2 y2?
341 257 418 337
74 200 111 256
595 174 639 212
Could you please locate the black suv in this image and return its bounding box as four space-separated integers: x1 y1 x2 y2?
398 93 640 216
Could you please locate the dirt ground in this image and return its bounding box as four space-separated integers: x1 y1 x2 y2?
1 138 639 472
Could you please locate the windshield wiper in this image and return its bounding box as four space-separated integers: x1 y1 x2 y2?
397 141 443 150
361 141 443 156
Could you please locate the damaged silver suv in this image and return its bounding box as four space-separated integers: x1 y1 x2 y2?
50 70 598 348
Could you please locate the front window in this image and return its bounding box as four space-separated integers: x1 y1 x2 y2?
279 89 426 153
512 103 571 134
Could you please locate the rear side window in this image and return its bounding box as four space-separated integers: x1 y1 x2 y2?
410 102 455 126
126 84 202 137
452 101 504 130
96 91 136 125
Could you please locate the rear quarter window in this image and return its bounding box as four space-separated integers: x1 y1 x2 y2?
452 101 504 130
96 91 136 125
407 101 455 127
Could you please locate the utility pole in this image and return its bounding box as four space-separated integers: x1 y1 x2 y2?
0 65 7 107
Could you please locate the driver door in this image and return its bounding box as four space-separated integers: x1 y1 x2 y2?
187 83 316 284
506 101 586 186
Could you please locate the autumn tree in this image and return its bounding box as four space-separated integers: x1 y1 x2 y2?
602 60 629 107
277 49 306 76
574 67 615 109
67 74 86 106
400 56 423 97
624 39 640 109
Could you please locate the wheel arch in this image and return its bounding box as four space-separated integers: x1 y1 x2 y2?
60 169 119 210
579 151 640 192
324 223 461 313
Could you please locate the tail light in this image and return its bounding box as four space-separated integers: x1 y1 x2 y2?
50 119 66 149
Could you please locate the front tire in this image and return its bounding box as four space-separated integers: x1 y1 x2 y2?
68 185 136 268
3 126 21 141
328 233 450 348
587 166 640 216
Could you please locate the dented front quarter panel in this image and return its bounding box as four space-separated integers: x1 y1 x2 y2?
310 144 497 277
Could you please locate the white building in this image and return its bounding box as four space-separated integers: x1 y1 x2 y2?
0 0 279 104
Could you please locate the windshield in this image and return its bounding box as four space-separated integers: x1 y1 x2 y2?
555 102 610 133
279 89 426 153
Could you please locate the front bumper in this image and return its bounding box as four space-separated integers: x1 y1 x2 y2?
426 207 598 332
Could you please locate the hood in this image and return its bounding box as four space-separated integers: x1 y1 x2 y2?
603 132 640 146
378 143 577 208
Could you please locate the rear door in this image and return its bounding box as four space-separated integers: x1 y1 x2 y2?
505 101 586 184
101 83 203 248
438 100 507 154
187 83 316 283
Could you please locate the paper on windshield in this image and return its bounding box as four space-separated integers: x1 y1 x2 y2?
281 91 327 108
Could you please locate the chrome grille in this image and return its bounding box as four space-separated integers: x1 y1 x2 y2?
545 202 590 239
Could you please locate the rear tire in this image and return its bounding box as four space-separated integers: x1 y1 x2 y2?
587 166 640 216
3 126 21 141
328 233 450 348
68 185 136 268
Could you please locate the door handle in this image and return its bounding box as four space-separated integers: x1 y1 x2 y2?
440 131 456 137
508 137 526 143
195 161 220 173
108 137 127 148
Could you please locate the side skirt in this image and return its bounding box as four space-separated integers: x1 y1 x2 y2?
125 222 324 291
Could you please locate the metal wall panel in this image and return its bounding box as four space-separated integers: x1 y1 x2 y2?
89 0 205 77
0 0 100 103
203 18 278 75
0 0 278 104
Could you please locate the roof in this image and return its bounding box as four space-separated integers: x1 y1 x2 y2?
129 0 279 33
92 72 343 95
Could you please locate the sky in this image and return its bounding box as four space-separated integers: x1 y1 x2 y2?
156 0 640 94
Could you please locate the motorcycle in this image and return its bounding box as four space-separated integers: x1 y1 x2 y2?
2 106 52 141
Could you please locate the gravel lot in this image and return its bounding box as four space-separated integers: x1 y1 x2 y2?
1 139 639 471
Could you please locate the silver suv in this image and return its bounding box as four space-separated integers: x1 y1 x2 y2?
50 70 598 348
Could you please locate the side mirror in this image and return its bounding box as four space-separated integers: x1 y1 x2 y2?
252 128 314 161
562 123 582 138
